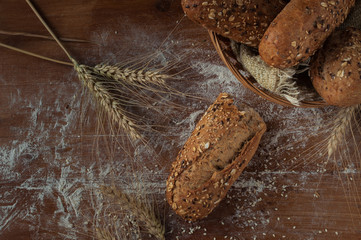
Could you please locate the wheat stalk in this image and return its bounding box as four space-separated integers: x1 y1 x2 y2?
0 23 174 142
23 0 152 141
2 1 192 142
100 185 165 240
328 105 360 157
0 29 88 43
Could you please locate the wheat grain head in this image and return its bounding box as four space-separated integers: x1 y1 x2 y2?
93 64 169 87
328 104 361 157
100 185 165 240
73 62 142 140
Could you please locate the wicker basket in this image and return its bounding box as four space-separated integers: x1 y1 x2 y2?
209 30 328 108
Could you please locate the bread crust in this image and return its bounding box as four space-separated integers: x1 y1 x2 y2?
166 93 266 221
259 0 355 69
181 0 287 48
310 28 361 106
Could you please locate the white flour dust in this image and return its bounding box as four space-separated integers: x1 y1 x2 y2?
0 80 89 236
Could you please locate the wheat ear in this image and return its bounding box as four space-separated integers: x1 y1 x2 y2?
328 105 360 157
93 64 169 86
100 185 165 240
73 63 142 140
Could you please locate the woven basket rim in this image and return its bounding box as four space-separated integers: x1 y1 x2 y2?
209 30 328 108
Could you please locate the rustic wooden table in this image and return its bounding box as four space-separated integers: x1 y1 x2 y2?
1 1 361 239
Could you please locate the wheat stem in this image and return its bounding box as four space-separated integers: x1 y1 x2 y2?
328 105 360 157
0 42 73 66
0 29 88 43
100 185 165 240
26 0 75 63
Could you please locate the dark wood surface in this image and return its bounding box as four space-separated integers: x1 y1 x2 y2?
1 1 361 239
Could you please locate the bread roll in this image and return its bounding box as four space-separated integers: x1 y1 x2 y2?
166 93 266 221
259 0 355 69
181 0 288 48
310 28 361 107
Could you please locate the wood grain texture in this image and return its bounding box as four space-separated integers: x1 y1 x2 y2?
1 0 361 240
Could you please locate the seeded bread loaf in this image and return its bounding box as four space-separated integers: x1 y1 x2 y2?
310 28 361 106
181 0 288 48
259 0 355 69
166 93 266 221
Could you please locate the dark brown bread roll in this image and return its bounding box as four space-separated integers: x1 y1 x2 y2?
310 28 361 107
259 0 355 69
181 0 288 48
166 93 266 221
